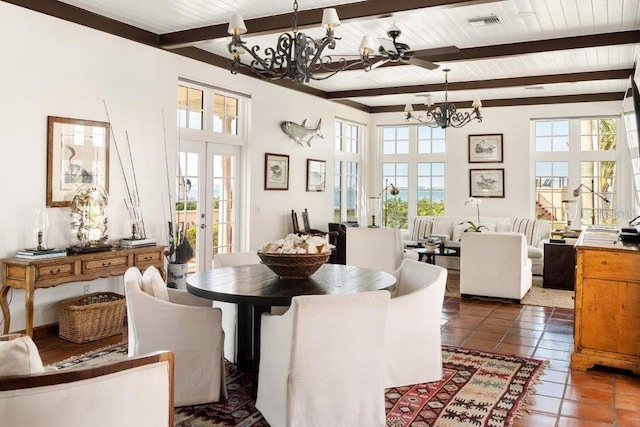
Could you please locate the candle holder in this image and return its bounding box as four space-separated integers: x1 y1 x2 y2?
366 197 381 228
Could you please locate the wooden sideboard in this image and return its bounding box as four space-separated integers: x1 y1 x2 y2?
571 233 640 374
1 245 165 337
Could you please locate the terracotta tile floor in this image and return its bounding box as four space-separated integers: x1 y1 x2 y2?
441 296 640 427
37 294 640 426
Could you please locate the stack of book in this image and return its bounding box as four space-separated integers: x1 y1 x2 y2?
120 238 157 248
16 248 67 260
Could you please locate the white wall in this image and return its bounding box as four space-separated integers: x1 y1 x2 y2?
370 100 627 219
0 2 367 332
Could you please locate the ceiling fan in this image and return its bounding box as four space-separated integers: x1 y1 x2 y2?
371 27 441 71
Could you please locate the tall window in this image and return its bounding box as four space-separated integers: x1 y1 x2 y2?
534 117 618 227
382 163 408 228
417 162 445 215
534 161 569 224
334 119 363 221
380 125 446 228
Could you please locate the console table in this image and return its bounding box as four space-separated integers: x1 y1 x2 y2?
1 245 165 337
571 233 640 374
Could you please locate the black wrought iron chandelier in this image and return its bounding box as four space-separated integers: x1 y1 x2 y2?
227 1 376 84
404 69 483 129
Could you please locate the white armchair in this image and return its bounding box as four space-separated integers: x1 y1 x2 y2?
385 259 447 388
460 232 532 302
256 291 390 427
0 351 174 427
346 227 416 274
124 266 226 406
213 251 261 363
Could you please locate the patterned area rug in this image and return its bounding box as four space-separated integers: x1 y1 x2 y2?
53 343 547 427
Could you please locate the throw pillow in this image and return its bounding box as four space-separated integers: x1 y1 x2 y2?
0 334 45 376
410 218 433 241
511 218 542 246
143 266 170 302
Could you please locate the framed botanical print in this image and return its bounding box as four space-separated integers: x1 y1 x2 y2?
468 134 503 163
264 152 289 190
46 116 110 207
306 159 326 192
469 168 505 198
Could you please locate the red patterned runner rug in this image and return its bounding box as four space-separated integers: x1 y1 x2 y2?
53 343 547 427
386 346 548 426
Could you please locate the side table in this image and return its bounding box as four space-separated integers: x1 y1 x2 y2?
543 242 576 290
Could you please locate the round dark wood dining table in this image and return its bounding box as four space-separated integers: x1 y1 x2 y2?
187 263 397 392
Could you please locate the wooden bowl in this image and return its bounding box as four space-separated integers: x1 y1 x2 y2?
257 252 330 279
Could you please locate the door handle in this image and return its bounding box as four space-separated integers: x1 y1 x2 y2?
200 223 207 229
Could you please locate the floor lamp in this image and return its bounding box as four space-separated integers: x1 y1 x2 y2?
379 179 400 228
572 183 609 225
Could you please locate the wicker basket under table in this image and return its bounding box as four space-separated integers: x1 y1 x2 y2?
58 292 125 343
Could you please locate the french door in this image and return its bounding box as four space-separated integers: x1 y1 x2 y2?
176 140 240 272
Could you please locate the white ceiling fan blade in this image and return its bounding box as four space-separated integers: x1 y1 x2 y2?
370 58 390 70
405 57 440 70
377 37 397 55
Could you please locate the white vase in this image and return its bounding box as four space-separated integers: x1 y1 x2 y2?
167 263 188 289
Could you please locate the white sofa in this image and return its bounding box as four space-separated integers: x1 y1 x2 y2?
403 216 550 275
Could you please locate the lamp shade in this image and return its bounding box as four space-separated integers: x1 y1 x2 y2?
321 8 341 29
359 35 376 55
228 14 247 35
424 95 434 106
472 98 482 109
404 103 414 112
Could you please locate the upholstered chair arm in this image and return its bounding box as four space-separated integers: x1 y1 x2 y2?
167 288 213 307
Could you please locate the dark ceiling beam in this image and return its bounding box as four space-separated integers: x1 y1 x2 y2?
371 92 625 113
338 30 640 71
159 0 498 48
2 0 159 46
412 30 640 61
327 69 634 99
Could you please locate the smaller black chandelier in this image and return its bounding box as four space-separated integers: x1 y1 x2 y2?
404 69 483 129
227 1 376 84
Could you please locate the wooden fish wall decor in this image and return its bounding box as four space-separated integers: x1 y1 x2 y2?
280 119 323 147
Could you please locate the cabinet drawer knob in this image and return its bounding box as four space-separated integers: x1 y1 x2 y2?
102 261 112 267
49 268 60 274
143 256 151 261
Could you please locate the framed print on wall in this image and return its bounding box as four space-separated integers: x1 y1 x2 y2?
469 168 505 198
306 159 326 192
47 116 110 207
264 152 289 190
468 134 503 163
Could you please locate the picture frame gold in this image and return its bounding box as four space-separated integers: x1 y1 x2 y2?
46 116 110 207
264 152 289 190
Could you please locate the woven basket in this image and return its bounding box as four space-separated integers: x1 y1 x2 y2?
257 252 330 279
58 292 125 343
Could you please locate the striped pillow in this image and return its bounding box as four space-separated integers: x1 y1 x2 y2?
511 218 542 246
410 218 433 241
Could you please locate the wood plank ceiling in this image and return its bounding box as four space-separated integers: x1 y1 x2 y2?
7 0 639 112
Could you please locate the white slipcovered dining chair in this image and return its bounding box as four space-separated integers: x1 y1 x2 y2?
460 232 532 302
124 266 226 406
213 251 261 363
256 291 391 427
385 259 447 388
346 227 417 274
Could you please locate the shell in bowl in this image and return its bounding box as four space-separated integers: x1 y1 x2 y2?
257 252 330 279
